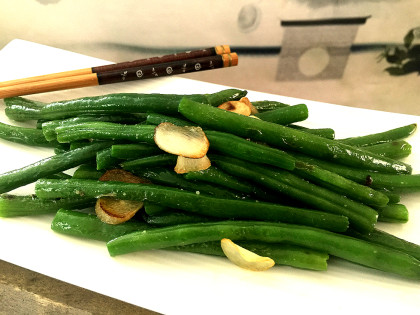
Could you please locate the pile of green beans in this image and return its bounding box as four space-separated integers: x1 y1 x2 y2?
1 89 420 280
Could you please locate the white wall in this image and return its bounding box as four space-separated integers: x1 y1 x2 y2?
1 0 419 115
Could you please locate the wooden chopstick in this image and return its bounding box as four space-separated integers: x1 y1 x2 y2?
0 45 231 89
0 52 238 98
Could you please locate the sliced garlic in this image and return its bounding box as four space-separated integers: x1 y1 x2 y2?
239 97 258 114
96 169 145 224
154 122 209 158
174 155 211 174
218 100 252 116
221 238 275 271
99 169 150 184
95 197 143 225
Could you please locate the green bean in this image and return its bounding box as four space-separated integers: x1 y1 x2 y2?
0 194 94 217
50 209 329 271
110 143 161 159
184 166 254 194
168 241 329 271
5 89 246 121
131 167 246 200
4 96 45 108
35 179 350 232
360 173 420 193
178 98 411 174
364 140 412 159
376 203 409 223
51 209 150 242
96 147 120 170
44 172 73 180
0 121 56 147
254 104 308 124
53 143 70 155
55 122 155 144
287 125 335 139
251 100 290 112
106 220 420 279
183 166 286 203
292 161 389 207
206 130 295 171
347 228 420 261
258 165 379 227
145 113 195 127
378 189 401 204
67 140 91 150
41 115 143 141
0 141 112 194
292 153 420 193
121 154 177 171
72 164 103 180
143 202 170 216
144 209 216 227
210 155 377 232
36 119 48 129
339 124 417 147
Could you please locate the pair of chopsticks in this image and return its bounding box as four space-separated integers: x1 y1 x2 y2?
0 45 238 98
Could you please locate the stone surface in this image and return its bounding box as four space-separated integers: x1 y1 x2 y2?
0 260 159 315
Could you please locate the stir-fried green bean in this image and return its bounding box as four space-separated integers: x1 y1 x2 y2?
55 122 156 144
41 115 143 141
347 228 420 261
144 209 216 227
0 194 94 217
121 154 177 171
0 141 112 194
292 160 389 207
51 209 329 271
292 153 420 193
110 143 162 159
254 104 308 125
106 220 420 279
205 130 295 171
376 203 409 223
178 98 412 175
96 147 120 170
145 112 195 127
251 100 290 112
5 89 246 121
287 125 335 139
339 123 417 147
35 179 350 232
184 166 255 194
364 140 412 159
210 155 377 232
51 209 150 241
72 164 103 180
0 121 56 147
169 241 329 271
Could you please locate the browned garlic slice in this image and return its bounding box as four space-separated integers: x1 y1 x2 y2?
239 97 259 114
99 169 150 184
218 97 258 116
218 100 251 116
95 169 145 224
95 197 143 225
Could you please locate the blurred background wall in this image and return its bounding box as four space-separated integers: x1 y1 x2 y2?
0 0 419 115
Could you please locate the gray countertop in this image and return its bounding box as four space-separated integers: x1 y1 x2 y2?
0 259 160 314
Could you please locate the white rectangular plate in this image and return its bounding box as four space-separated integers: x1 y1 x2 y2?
1 40 420 314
